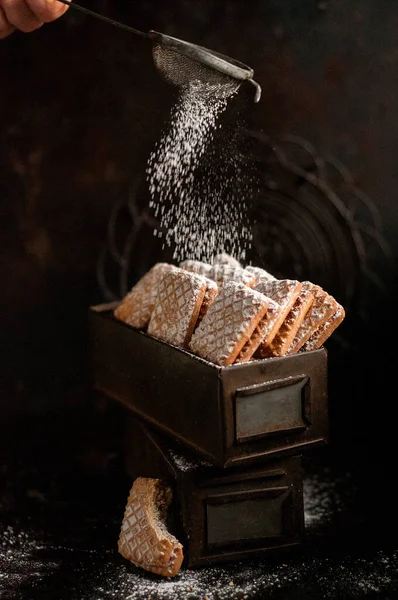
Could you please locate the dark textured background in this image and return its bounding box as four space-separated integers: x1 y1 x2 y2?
1 0 398 464
2 2 398 598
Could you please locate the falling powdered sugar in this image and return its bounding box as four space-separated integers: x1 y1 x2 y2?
147 79 253 263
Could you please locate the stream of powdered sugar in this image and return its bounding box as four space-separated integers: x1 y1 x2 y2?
146 80 253 263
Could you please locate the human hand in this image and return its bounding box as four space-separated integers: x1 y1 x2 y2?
0 0 69 39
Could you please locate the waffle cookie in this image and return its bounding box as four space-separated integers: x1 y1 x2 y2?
245 265 278 285
253 279 303 355
257 289 314 358
114 263 174 329
287 282 337 355
118 477 183 578
302 301 345 351
189 281 269 366
212 252 241 268
179 259 213 277
209 264 256 289
195 278 218 329
235 298 280 363
147 267 206 348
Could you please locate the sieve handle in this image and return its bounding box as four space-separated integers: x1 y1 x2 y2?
56 0 147 38
248 79 262 103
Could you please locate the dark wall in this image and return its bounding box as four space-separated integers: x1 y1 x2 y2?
1 0 397 462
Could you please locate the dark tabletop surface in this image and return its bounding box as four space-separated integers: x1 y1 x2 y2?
1 409 398 600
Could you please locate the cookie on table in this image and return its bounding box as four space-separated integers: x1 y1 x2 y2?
118 477 183 578
189 281 269 366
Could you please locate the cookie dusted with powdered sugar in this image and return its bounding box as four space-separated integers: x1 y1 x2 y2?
258 289 314 358
195 278 218 329
212 252 241 268
118 478 183 578
235 297 280 363
245 265 278 286
302 301 345 352
189 281 269 366
252 279 302 355
147 267 206 348
208 263 256 289
114 263 175 330
179 259 213 277
287 282 337 354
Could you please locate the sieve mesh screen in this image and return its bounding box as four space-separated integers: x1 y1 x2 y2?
152 45 242 98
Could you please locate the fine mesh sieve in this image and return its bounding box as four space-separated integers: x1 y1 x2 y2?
57 0 262 102
151 44 241 100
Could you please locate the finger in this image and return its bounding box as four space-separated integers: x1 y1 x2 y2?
0 5 15 37
25 0 69 23
1 0 43 32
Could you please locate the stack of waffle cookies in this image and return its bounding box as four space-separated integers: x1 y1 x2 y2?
94 254 345 577
114 253 345 366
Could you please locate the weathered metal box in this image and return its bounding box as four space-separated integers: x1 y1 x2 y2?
88 304 328 468
124 414 305 568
